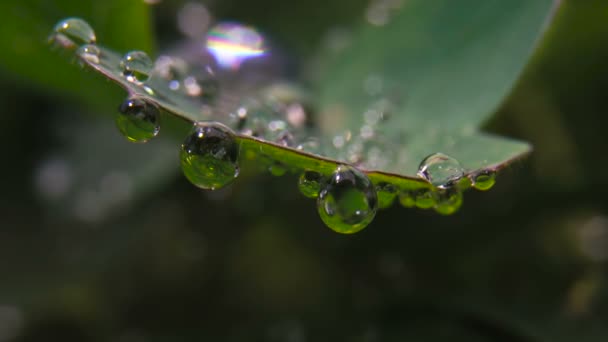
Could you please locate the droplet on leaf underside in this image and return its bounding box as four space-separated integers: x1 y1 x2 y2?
317 165 378 234
116 97 160 143
180 122 240 190
471 170 496 191
298 170 323 199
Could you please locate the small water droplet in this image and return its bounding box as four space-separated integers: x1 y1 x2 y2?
116 98 160 143
414 188 436 209
317 165 378 234
51 18 96 48
121 51 153 82
376 182 397 209
471 170 496 191
417 153 465 188
180 122 240 190
76 44 100 64
298 171 322 198
398 191 416 208
296 138 321 154
434 188 463 215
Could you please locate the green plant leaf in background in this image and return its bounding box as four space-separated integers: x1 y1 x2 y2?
50 0 558 232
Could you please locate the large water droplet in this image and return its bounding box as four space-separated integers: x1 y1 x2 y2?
120 51 153 82
471 170 496 191
298 171 322 198
376 182 397 209
417 153 465 188
180 122 240 190
317 165 377 234
434 188 463 215
51 18 96 48
116 98 160 143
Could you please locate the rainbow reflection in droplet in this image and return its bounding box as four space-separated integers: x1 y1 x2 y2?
206 22 266 70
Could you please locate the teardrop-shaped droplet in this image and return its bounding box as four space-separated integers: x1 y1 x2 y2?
414 188 436 209
180 122 240 190
121 51 153 82
77 44 100 64
434 188 463 215
317 165 377 234
116 98 160 143
298 171 322 198
471 170 496 191
417 152 465 188
376 182 397 209
51 18 96 48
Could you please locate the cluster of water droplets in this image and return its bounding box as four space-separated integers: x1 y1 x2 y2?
49 17 498 235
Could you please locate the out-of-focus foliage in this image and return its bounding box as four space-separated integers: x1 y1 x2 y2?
1 0 608 341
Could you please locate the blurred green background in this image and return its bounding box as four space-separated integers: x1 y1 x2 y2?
1 0 608 341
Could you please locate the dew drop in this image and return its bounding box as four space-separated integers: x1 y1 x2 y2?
434 188 463 215
417 153 465 188
298 171 322 198
51 18 96 48
398 191 416 208
76 44 100 64
471 170 496 191
116 98 160 143
414 188 436 209
317 165 377 234
376 182 397 209
120 51 153 82
180 122 240 190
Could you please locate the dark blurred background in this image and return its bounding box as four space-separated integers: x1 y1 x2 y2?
1 0 608 341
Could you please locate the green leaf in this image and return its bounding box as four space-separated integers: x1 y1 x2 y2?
50 0 558 229
0 0 153 106
316 0 558 177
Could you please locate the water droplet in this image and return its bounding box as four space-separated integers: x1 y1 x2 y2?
121 51 153 82
317 165 377 234
414 188 436 209
51 18 96 48
180 122 240 190
298 171 322 198
116 98 160 143
471 170 496 191
417 153 465 188
434 188 463 215
398 191 416 208
76 44 100 64
376 182 397 209
296 138 321 154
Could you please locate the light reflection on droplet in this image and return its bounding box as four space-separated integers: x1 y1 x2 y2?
207 22 266 70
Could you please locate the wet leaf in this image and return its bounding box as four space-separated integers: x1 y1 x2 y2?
51 0 558 229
